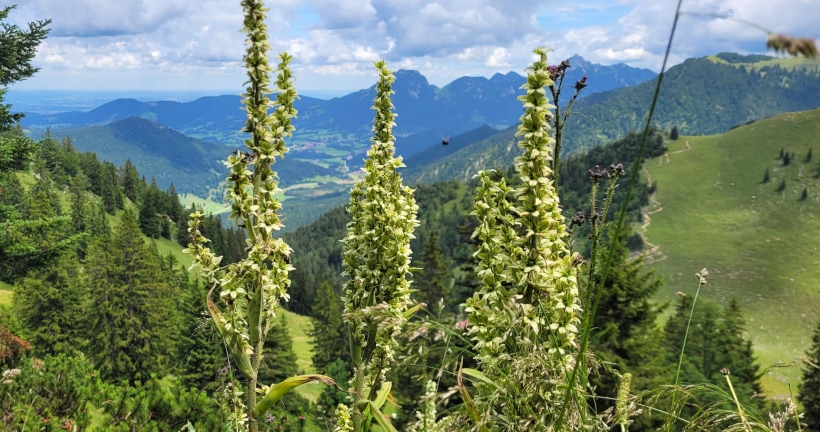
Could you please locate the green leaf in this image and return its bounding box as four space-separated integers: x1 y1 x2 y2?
373 381 394 409
461 368 500 389
252 374 335 418
458 364 490 432
367 401 399 432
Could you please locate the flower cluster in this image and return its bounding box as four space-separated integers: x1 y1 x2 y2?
465 47 582 425
407 379 439 432
340 60 419 426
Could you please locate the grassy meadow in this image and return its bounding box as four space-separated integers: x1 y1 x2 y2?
643 109 820 396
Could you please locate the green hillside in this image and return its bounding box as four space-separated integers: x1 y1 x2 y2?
643 109 820 395
40 117 332 196
565 54 820 151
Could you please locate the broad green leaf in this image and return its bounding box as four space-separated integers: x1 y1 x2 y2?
253 374 335 418
461 368 500 389
367 401 398 432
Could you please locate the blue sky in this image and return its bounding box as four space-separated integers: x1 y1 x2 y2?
6 0 819 94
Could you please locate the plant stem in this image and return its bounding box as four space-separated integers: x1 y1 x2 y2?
674 280 702 387
554 0 684 427
725 374 751 432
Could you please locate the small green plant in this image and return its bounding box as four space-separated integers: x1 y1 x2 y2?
763 167 770 184
670 126 680 140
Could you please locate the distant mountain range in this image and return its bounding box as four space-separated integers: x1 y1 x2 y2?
21 55 655 148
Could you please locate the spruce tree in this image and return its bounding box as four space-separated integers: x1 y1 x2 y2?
175 264 224 389
13 252 85 356
415 230 451 312
806 148 813 163
257 316 299 386
0 5 50 130
119 159 142 203
801 187 808 201
670 126 679 140
590 228 668 421
762 167 770 184
139 178 164 238
309 281 349 372
776 178 786 193
783 151 792 166
799 318 820 430
166 182 183 222
83 207 173 383
715 298 763 406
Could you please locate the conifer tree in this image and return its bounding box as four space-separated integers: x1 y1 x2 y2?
13 252 85 356
715 298 763 405
139 178 164 238
783 151 792 166
776 178 786 192
415 230 451 311
257 316 299 386
801 187 808 201
309 281 349 372
670 126 679 140
175 269 224 389
762 167 770 184
590 228 668 420
806 148 813 163
83 207 173 383
166 182 183 222
0 5 50 130
119 159 142 203
799 318 820 430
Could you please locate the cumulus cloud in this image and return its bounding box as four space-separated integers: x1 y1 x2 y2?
7 0 818 91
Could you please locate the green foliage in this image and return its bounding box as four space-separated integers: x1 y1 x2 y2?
258 317 299 386
309 281 349 372
670 126 679 140
99 375 224 431
83 208 174 383
0 128 35 172
0 354 98 431
565 57 820 151
0 162 81 283
806 147 813 162
13 252 85 356
783 151 792 166
801 187 808 200
415 230 452 311
0 5 50 130
589 228 668 428
175 275 225 389
663 295 763 410
763 167 770 183
799 318 820 430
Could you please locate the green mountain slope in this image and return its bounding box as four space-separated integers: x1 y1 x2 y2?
643 109 820 395
565 54 820 151
45 117 331 196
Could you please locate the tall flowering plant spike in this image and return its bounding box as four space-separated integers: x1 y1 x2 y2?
341 60 419 430
185 1 332 431
463 47 583 429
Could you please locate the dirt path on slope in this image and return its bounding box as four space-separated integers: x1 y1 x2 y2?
636 140 691 264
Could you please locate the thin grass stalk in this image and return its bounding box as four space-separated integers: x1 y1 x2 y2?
722 371 751 432
674 277 703 386
554 0 685 427
789 384 803 432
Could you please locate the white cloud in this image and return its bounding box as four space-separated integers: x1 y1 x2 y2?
6 0 818 91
